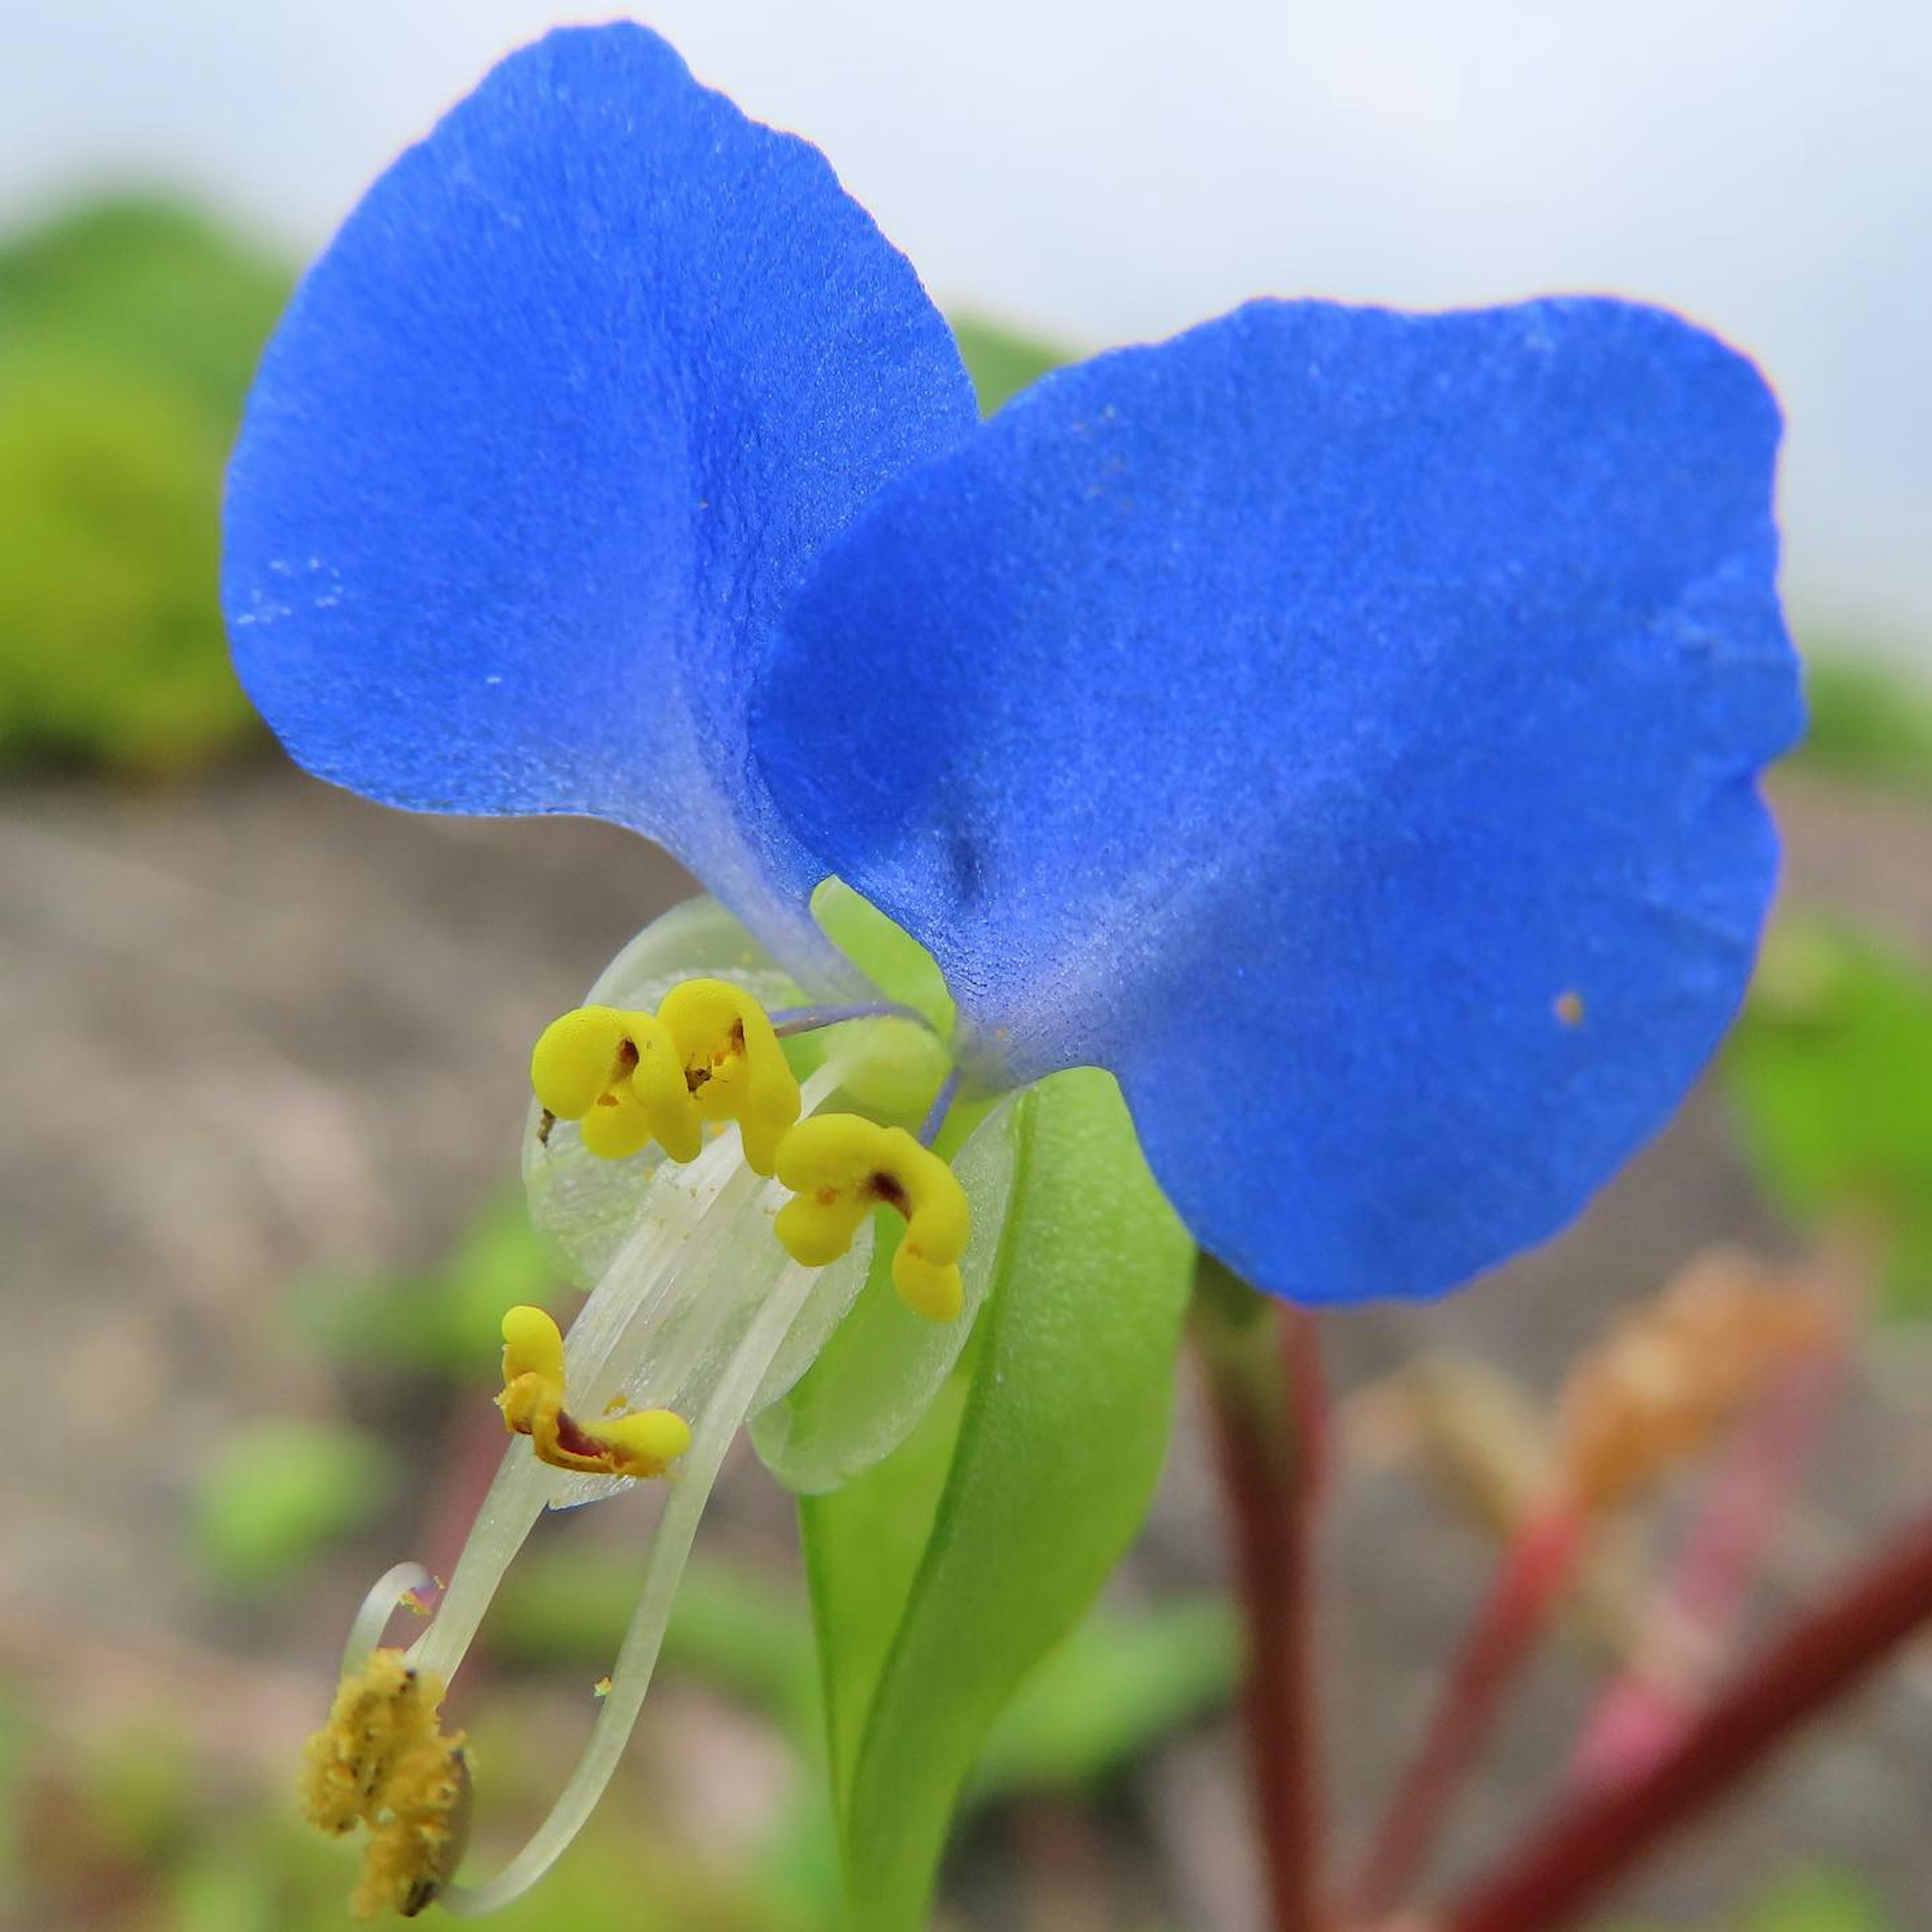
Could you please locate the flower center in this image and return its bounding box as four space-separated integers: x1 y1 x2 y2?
530 977 971 1325
302 970 990 1918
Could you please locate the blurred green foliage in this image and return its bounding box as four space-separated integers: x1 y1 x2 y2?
194 1418 394 1590
1789 654 1932 795
287 1188 557 1376
0 197 288 775
1738 1867 1894 1931
950 313 1067 414
6 1688 815 1932
1725 919 1932 1318
1608 1866 1895 1932
493 1548 1233 1810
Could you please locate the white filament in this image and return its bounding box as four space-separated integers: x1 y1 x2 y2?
341 1560 438 1677
407 1065 844 1683
437 1246 825 1915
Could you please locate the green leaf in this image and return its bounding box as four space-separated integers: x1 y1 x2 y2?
193 1419 392 1588
801 1068 1193 1930
1725 919 1932 1318
946 313 1070 415
973 1597 1237 1798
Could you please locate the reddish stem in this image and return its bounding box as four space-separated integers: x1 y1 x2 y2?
1196 1289 1330 1932
1568 1346 1846 1791
1345 1501 1588 1923
1437 1498 1932 1932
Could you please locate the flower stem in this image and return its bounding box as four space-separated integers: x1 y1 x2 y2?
1567 1343 1846 1791
1193 1260 1329 1932
1436 1497 1932 1932
1345 1498 1588 1922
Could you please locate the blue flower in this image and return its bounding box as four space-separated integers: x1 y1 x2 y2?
223 21 1801 1311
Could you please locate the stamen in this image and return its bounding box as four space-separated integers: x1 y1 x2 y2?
305 1063 876 1919
343 1561 440 1677
436 1248 828 1917
411 1080 807 1682
767 999 932 1037
529 980 803 1176
656 979 800 1175
918 1067 963 1148
496 1304 692 1480
774 1114 970 1322
529 1005 689 1160
299 1649 471 1920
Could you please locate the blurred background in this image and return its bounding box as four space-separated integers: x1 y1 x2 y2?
2 5 1929 1929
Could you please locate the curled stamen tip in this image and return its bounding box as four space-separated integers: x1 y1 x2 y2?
529 1005 639 1119
590 1407 693 1472
774 1114 970 1322
496 1303 692 1480
501 1304 566 1385
300 1649 471 1920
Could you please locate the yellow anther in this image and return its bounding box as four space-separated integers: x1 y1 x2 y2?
495 1305 691 1480
529 1004 692 1161
773 1115 970 1322
657 978 800 1175
501 1301 565 1388
529 982 801 1173
300 1649 471 1919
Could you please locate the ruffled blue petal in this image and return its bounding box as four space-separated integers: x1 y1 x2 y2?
758 299 1801 1303
223 23 975 963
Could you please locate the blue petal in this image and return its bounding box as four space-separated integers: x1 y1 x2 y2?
223 24 975 963
757 299 1802 1303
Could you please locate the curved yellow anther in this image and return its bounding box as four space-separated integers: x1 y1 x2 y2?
773 1115 970 1322
657 979 801 1175
300 1649 471 1920
495 1306 691 1480
529 1005 693 1161
530 983 800 1172
501 1301 566 1387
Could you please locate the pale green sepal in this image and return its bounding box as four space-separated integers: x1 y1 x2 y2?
522 894 805 1289
810 877 956 1042
800 1068 1194 1931
750 1094 1018 1490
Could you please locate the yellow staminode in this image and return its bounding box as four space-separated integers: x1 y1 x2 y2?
530 980 801 1175
658 978 801 1174
774 1114 970 1321
529 1004 689 1161
497 1304 691 1480
299 1649 470 1920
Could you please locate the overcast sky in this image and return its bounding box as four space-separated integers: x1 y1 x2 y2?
6 2 1927 662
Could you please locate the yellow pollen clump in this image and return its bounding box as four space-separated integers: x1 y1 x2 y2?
299 1649 471 1920
530 980 801 1175
497 1304 692 1479
774 1114 970 1321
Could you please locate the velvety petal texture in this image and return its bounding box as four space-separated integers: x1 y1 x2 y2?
760 299 1802 1303
223 23 975 961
